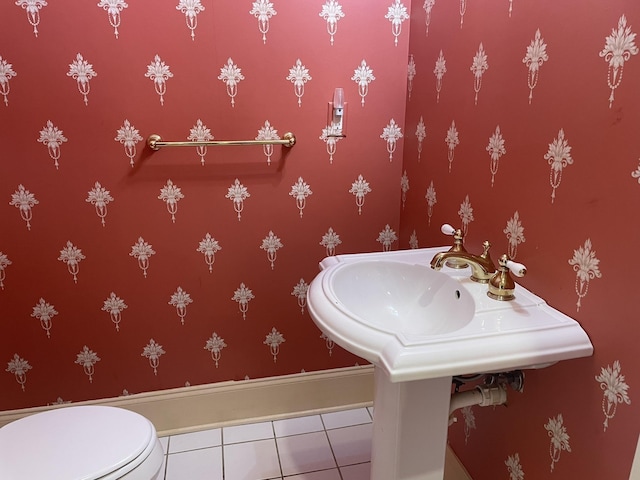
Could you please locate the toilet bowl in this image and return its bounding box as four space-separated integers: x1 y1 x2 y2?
0 405 164 480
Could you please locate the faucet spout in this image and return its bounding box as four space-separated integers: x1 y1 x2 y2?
430 241 496 283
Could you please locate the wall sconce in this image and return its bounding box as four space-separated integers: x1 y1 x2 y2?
327 88 347 137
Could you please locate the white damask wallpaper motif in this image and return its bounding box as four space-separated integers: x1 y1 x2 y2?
599 15 638 108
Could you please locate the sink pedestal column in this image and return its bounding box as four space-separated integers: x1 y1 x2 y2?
371 368 452 480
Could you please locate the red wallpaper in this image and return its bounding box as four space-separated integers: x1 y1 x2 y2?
0 1 409 409
401 1 639 478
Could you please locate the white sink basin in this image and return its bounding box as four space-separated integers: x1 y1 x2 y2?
329 260 475 336
308 247 594 382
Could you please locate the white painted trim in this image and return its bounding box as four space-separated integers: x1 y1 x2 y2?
0 365 471 479
0 366 374 434
446 447 473 480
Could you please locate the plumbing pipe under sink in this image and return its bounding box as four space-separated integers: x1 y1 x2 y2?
449 370 524 423
449 384 508 424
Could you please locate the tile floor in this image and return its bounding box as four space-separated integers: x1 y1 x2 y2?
157 407 374 480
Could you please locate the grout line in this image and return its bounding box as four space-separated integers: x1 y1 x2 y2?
166 445 221 455
161 436 169 480
320 413 345 480
271 420 285 480
163 409 374 480
220 428 226 480
281 467 342 479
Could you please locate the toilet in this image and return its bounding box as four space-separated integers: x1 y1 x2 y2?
0 405 164 480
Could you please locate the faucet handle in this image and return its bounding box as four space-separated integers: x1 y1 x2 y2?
441 224 456 236
505 259 527 278
440 224 465 244
487 254 526 301
440 224 468 269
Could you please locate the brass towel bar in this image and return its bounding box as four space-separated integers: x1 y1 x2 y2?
147 132 296 151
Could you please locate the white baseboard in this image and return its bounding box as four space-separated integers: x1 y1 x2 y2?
0 365 471 480
445 447 473 480
0 365 375 434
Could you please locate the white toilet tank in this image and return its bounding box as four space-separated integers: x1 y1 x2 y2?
0 405 164 480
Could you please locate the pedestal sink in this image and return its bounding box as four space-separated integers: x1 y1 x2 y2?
307 247 593 480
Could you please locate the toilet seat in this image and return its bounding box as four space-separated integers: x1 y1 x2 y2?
0 405 163 480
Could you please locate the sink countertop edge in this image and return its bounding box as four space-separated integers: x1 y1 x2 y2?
380 320 593 382
306 277 384 365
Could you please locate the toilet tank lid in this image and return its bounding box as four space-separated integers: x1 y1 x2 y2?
0 405 156 480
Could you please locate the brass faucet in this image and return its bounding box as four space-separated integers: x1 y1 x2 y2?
430 225 527 299
430 240 496 283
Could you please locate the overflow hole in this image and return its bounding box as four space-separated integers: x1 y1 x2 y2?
455 290 461 299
